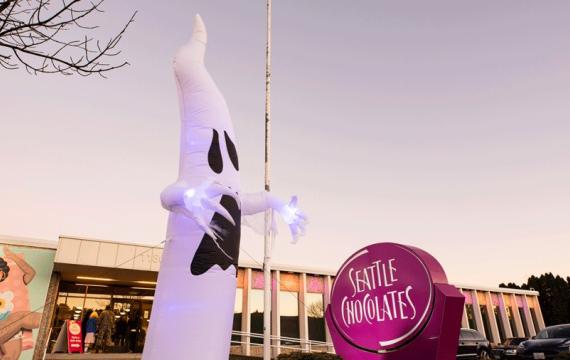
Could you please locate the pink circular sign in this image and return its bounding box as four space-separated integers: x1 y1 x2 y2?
329 243 435 352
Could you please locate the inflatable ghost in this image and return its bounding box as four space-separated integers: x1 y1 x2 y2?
142 15 307 360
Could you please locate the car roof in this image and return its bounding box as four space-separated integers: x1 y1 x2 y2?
544 324 570 331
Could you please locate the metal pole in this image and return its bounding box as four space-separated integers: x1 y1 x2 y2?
263 0 273 359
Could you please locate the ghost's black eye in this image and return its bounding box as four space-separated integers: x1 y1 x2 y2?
208 129 223 174
224 131 239 171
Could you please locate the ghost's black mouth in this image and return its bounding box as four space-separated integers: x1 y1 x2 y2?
190 195 241 276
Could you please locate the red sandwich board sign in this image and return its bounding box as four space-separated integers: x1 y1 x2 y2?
66 320 83 353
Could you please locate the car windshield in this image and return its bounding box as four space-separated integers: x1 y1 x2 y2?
550 327 570 339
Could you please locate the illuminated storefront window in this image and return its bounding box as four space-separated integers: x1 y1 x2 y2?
306 275 325 342
233 288 243 343
519 307 530 336
280 273 300 346
306 293 325 342
480 305 493 342
231 269 245 343
491 294 505 343
250 270 265 344
515 295 529 337
530 308 541 333
476 292 493 342
506 306 518 337
494 306 506 342
50 282 154 353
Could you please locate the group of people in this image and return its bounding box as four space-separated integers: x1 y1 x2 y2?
81 306 141 353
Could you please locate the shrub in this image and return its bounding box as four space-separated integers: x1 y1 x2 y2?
276 352 342 360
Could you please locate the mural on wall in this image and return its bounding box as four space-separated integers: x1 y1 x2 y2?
0 244 56 360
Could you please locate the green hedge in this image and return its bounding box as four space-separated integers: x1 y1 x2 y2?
276 352 342 360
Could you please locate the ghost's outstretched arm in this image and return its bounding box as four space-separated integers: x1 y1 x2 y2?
241 192 308 243
161 180 238 239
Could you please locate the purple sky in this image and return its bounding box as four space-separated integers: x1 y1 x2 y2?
1 0 570 287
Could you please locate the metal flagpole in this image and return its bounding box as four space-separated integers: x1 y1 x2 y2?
263 0 273 359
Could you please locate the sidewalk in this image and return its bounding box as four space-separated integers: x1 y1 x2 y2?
46 355 140 360
45 354 261 360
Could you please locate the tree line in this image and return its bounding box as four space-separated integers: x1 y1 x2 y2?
500 273 570 326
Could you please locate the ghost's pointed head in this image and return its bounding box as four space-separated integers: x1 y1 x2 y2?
174 16 240 182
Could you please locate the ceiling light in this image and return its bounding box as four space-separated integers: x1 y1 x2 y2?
77 276 115 282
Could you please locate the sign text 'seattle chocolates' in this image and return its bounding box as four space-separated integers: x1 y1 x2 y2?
330 243 434 351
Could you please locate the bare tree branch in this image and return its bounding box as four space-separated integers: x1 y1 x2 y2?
0 0 135 75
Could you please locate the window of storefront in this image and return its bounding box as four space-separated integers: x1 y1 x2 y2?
530 308 541 333
250 288 264 344
279 273 300 346
480 305 493 342
493 306 506 342
280 291 300 345
506 306 519 337
232 288 243 343
306 292 325 342
519 307 530 337
306 275 325 343
465 304 477 330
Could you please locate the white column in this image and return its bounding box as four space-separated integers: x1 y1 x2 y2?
523 296 537 337
510 294 525 337
484 292 501 344
242 268 252 356
471 290 486 337
272 270 281 357
498 293 513 339
458 289 469 329
461 307 469 329
532 296 546 330
324 275 333 352
299 273 309 351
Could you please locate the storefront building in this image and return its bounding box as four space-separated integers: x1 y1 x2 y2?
1 235 546 359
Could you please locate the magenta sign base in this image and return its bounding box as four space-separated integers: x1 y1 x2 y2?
325 243 465 360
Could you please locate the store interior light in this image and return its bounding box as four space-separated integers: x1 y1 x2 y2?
77 276 115 282
134 281 157 285
75 283 109 288
131 286 155 290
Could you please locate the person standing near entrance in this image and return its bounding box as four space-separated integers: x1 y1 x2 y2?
114 315 128 347
95 305 115 353
127 311 140 353
84 311 98 352
81 309 93 343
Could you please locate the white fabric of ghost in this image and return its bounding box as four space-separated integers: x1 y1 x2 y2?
142 15 307 360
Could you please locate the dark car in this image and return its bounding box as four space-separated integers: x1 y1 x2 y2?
457 328 492 359
491 338 527 359
517 324 570 359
